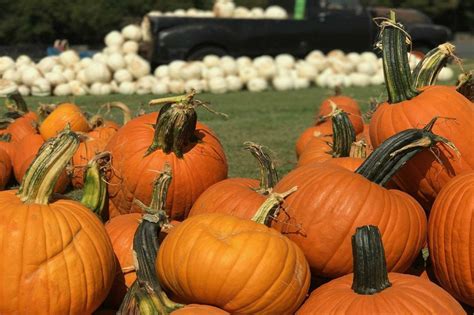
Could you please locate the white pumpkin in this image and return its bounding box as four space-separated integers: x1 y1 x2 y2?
92 52 108 64
63 68 76 82
31 78 51 96
437 67 454 81
122 40 139 54
356 61 377 75
103 45 122 55
238 66 258 83
205 66 225 79
246 77 268 92
360 52 378 63
296 61 317 79
2 69 22 84
114 69 133 83
118 81 136 95
168 80 185 94
327 49 345 59
0 56 15 75
236 56 252 68
107 52 126 71
21 66 42 86
69 80 88 96
154 65 169 78
180 62 202 80
346 52 361 65
18 85 30 96
105 31 124 47
226 75 243 91
168 60 186 80
250 7 264 18
208 77 228 94
173 9 186 16
99 83 112 95
59 50 80 67
329 57 354 74
184 79 205 93
294 77 310 90
203 55 220 68
220 57 237 75
36 57 57 74
79 57 93 69
350 73 370 87
45 72 67 86
90 82 105 95
122 24 142 42
264 5 288 19
110 80 120 93
85 62 111 83
16 55 32 66
326 74 345 89
53 83 72 96
256 62 277 79
272 76 294 91
275 54 295 69
370 70 385 85
127 54 151 79
136 76 157 95
233 6 251 18
213 0 235 18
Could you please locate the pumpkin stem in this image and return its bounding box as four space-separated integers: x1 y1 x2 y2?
119 165 184 315
18 126 79 205
328 102 356 158
5 91 29 114
351 225 392 294
412 43 456 89
91 101 133 128
80 152 111 219
377 12 419 103
251 187 297 226
350 140 368 159
0 133 11 143
456 71 473 102
244 142 279 194
355 117 459 186
37 103 57 121
0 118 14 130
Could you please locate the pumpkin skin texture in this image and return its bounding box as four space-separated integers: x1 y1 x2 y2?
297 135 333 167
106 112 228 220
324 157 364 171
0 136 14 160
13 134 69 192
6 113 38 143
189 178 264 220
157 213 310 315
428 171 474 306
39 103 90 140
104 213 141 308
0 148 11 189
295 122 332 157
0 191 116 314
296 273 465 314
171 304 229 314
370 87 474 210
272 164 427 278
318 95 361 118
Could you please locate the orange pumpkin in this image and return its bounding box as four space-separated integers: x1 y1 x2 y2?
428 171 474 306
5 113 38 143
157 212 310 314
106 93 228 220
189 142 278 220
295 122 333 157
171 305 229 314
39 102 90 140
0 133 14 160
296 225 464 314
272 124 450 278
0 148 11 189
0 129 115 314
369 17 474 209
13 133 70 192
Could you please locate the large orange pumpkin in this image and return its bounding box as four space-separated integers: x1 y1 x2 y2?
13 133 69 192
428 171 474 306
0 133 14 160
157 211 310 314
272 124 451 278
189 142 279 220
296 225 465 314
369 17 474 209
106 93 228 219
0 147 11 189
5 113 38 143
0 129 115 314
39 102 90 140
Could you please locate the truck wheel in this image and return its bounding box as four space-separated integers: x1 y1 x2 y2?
187 46 227 61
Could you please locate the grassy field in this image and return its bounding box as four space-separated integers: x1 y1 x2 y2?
23 85 387 179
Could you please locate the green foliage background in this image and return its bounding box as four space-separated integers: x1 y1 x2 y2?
0 0 471 45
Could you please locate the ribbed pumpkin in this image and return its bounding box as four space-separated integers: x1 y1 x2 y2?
295 123 332 157
13 133 69 192
296 225 465 314
273 122 453 278
297 108 356 167
157 196 310 314
171 305 229 314
39 102 90 140
106 92 228 219
428 171 474 306
189 142 279 220
318 88 362 123
369 15 474 209
0 129 115 314
0 148 11 189
0 133 14 160
5 113 38 143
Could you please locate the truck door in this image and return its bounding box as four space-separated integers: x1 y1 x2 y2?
312 0 373 53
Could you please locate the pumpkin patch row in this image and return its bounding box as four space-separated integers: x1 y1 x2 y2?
0 13 472 314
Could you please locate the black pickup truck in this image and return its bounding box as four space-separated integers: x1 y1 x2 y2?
144 0 452 65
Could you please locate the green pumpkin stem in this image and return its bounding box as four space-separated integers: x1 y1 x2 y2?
7 91 29 114
456 71 473 102
244 142 279 194
0 133 11 143
378 12 419 103
328 102 356 158
146 90 227 158
355 117 458 186
351 225 392 294
18 127 79 205
350 140 368 159
80 152 111 219
118 165 184 315
251 187 297 226
412 43 456 89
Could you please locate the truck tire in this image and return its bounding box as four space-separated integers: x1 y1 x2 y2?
187 45 227 61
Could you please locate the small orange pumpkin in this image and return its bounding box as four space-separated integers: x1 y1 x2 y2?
39 102 90 140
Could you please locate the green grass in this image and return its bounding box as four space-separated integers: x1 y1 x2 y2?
23 85 387 180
